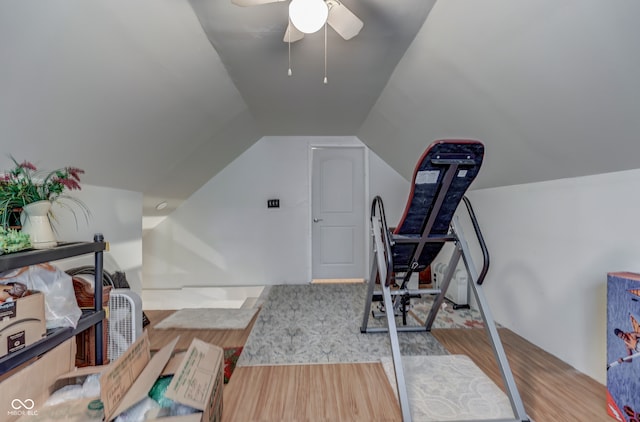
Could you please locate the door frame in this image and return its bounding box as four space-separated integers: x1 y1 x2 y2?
307 144 370 282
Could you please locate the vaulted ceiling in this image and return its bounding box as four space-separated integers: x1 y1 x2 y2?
189 0 435 136
1 0 639 217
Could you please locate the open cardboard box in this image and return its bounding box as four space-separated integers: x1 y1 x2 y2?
1 331 223 422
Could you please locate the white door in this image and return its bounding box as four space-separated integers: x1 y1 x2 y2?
311 146 366 280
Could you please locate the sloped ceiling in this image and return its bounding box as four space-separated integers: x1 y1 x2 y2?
1 0 640 216
360 0 640 187
0 0 261 216
188 0 435 136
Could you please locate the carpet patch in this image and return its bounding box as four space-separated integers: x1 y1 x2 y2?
154 307 259 330
381 355 513 421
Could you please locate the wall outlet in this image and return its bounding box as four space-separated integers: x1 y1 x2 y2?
267 199 280 208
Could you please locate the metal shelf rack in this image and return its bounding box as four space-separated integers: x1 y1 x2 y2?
0 234 106 374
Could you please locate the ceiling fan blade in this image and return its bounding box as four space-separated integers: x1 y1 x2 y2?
232 0 285 6
326 0 363 40
283 22 305 43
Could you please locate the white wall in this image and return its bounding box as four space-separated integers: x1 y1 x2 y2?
51 185 143 293
143 136 409 289
369 152 412 225
467 168 640 384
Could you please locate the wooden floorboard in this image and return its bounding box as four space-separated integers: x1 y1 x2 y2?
431 328 608 422
223 363 402 422
145 310 608 421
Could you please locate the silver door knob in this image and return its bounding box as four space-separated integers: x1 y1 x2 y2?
313 218 323 223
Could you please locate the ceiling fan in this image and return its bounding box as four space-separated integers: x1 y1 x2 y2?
231 0 364 43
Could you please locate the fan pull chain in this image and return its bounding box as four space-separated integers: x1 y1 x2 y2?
323 21 328 84
288 19 292 76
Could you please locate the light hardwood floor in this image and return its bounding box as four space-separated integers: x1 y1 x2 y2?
145 310 608 422
432 329 608 422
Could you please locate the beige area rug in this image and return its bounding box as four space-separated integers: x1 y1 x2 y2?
154 307 259 330
381 355 513 421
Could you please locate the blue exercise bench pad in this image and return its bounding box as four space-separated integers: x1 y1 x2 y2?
392 140 484 272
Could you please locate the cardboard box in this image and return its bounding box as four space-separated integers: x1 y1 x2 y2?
607 272 640 421
0 337 76 421
161 338 224 422
4 332 224 422
0 292 46 358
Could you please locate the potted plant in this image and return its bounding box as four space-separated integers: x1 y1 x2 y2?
0 157 89 249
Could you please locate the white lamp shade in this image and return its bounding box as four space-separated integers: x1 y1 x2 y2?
289 0 328 34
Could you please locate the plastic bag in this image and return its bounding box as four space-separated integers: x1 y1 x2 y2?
0 263 82 329
44 373 101 407
114 397 160 422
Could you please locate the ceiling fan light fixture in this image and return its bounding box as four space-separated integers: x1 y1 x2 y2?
289 0 328 34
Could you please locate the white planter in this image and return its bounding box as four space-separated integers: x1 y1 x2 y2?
21 200 57 249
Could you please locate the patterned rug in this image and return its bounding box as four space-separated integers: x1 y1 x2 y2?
380 355 513 421
408 294 492 329
238 283 449 367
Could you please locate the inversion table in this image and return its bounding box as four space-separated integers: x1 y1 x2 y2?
361 140 530 422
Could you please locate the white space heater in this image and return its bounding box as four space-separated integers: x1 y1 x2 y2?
431 243 469 307
108 289 143 362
